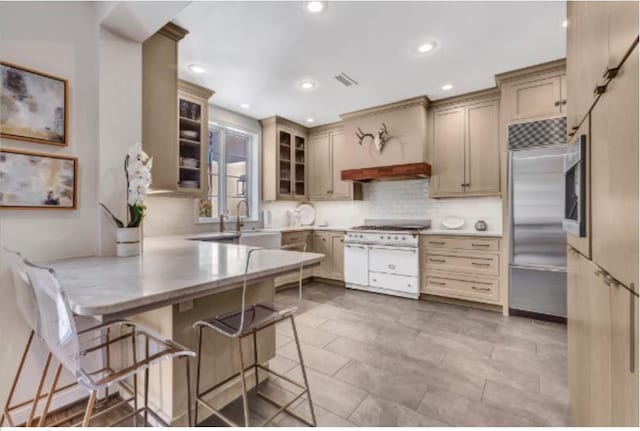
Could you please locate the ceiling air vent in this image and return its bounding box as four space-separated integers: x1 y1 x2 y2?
334 72 359 87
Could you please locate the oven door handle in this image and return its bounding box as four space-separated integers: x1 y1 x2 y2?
345 244 367 250
369 246 417 253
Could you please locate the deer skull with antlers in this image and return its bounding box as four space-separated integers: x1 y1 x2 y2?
355 123 390 154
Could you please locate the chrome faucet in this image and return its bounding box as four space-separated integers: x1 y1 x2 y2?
219 214 227 232
236 200 249 231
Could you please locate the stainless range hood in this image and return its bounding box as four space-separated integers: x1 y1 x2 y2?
340 162 431 182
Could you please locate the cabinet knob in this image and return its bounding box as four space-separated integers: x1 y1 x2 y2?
554 100 561 107
561 99 567 105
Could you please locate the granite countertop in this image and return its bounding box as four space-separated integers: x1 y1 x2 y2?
419 229 503 238
44 236 323 318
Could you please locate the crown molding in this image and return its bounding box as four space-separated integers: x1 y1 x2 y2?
340 95 429 121
178 80 214 100
495 58 566 86
158 22 189 41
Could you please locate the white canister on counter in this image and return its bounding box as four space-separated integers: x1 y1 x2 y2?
263 209 272 228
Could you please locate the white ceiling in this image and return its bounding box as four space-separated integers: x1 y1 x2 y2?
174 1 566 126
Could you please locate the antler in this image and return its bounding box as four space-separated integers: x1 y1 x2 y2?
355 126 375 146
379 123 389 138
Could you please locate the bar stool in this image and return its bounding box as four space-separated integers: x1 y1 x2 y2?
192 243 317 427
6 251 195 427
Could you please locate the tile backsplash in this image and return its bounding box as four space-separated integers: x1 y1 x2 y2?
263 179 503 233
145 179 502 236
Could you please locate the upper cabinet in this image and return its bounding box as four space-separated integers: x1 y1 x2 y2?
143 23 214 195
566 1 639 134
261 116 308 201
308 126 362 201
176 80 214 194
509 74 566 121
430 91 500 198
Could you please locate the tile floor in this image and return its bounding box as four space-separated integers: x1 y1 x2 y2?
203 281 571 427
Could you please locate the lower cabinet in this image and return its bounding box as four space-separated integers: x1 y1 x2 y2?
420 235 501 305
312 231 345 281
568 246 639 426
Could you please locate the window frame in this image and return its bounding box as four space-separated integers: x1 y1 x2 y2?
198 121 260 223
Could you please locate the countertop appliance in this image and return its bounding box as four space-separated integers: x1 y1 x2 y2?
344 219 430 299
508 117 568 319
563 134 586 237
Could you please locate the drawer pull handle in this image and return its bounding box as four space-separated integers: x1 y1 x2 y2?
429 258 446 263
471 243 491 247
431 281 446 286
471 262 490 267
472 285 491 291
429 241 445 245
388 264 396 270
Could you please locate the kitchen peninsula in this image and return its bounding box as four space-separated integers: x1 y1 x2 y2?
43 237 323 425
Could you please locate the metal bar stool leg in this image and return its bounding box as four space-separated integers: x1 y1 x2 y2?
253 330 260 391
185 356 193 426
1 330 35 427
290 315 317 427
26 351 53 427
237 337 250 427
194 326 203 426
132 329 138 427
144 336 150 426
37 363 63 426
82 391 97 427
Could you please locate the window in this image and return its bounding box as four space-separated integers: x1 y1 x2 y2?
202 124 259 221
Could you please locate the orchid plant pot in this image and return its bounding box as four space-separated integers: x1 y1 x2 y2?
116 227 141 257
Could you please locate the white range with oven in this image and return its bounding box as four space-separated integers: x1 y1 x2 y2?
343 220 430 299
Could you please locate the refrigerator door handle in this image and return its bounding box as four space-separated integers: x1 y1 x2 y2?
510 264 567 273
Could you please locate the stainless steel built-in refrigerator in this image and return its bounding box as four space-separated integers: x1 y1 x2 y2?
508 117 567 318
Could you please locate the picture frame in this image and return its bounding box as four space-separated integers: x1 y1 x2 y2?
0 61 69 146
0 148 77 209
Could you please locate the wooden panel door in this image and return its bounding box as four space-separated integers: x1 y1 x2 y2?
432 107 465 196
465 100 500 195
587 262 613 426
510 76 562 120
608 1 639 68
567 247 592 426
330 232 345 281
330 131 352 200
591 45 639 287
312 232 332 277
308 133 332 200
609 281 639 426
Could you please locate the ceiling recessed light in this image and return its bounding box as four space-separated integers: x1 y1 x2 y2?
240 103 251 109
306 117 315 123
416 42 436 54
305 1 326 13
562 19 568 28
298 79 317 90
441 83 453 91
188 64 206 74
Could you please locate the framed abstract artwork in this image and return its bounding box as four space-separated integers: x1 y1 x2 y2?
0 148 77 209
0 62 68 146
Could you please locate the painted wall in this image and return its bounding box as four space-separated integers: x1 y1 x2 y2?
0 2 144 416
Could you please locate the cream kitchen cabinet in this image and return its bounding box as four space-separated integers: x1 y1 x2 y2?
568 246 639 426
261 116 308 201
311 230 345 281
566 1 639 134
274 230 313 288
308 128 362 201
509 74 567 121
431 96 500 198
420 235 501 305
590 44 638 288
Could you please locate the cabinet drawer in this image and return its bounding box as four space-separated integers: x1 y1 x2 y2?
423 274 499 303
282 231 306 245
369 272 418 295
421 236 499 252
424 252 499 276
